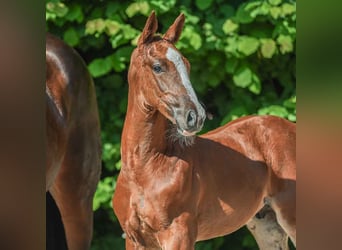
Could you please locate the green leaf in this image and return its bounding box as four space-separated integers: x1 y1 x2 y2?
65 4 83 23
126 2 150 18
237 36 260 56
110 33 125 48
191 34 202 50
288 113 296 122
260 39 276 58
88 57 112 78
283 95 296 108
224 36 239 56
277 35 293 54
268 0 282 6
195 0 213 11
281 3 296 16
248 74 262 94
115 160 122 170
121 24 138 40
105 20 121 36
233 65 252 88
85 18 106 36
109 53 126 72
63 28 79 47
222 19 239 34
180 9 200 24
235 3 255 24
270 7 281 19
92 177 115 211
250 2 270 18
46 2 68 18
181 27 202 50
221 106 249 125
244 1 262 11
258 105 288 118
149 0 176 12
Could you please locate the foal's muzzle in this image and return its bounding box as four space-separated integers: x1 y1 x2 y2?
177 107 206 136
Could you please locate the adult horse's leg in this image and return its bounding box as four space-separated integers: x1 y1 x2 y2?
50 124 101 250
271 180 296 246
246 205 289 250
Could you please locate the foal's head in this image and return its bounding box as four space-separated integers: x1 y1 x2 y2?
129 12 206 144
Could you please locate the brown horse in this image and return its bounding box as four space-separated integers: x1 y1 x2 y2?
46 33 102 250
113 12 296 250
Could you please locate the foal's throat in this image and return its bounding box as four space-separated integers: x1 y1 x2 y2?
121 107 174 168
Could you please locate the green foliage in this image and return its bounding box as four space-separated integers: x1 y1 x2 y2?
93 177 116 211
195 0 214 11
46 0 296 249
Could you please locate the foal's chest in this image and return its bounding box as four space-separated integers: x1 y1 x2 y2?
127 159 195 243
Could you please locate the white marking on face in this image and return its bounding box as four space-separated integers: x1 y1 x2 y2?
166 47 205 117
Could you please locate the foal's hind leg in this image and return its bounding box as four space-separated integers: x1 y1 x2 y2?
271 180 296 246
50 126 101 250
246 205 289 250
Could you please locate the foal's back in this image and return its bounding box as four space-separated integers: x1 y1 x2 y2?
194 115 296 243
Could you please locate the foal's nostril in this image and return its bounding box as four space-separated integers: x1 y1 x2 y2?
197 116 204 128
186 110 197 128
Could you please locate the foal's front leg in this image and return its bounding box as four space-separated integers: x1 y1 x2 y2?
157 213 197 250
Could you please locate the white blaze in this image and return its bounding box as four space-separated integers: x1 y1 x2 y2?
166 47 204 115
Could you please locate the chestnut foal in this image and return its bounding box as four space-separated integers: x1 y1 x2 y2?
46 33 101 250
113 12 296 250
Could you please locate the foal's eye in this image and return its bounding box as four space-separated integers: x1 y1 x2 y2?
152 64 162 74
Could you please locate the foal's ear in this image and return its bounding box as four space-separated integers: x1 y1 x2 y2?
163 13 185 44
138 11 158 46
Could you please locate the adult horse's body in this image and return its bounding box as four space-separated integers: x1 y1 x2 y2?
113 12 296 250
46 33 101 250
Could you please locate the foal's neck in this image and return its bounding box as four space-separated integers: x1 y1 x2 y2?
121 95 174 170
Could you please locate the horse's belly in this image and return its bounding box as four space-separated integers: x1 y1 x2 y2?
196 190 265 241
